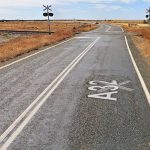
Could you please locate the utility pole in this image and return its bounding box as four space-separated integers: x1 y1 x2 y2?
146 7 150 24
43 5 54 34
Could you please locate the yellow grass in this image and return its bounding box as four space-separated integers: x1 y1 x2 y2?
0 21 81 32
122 24 150 58
113 23 150 60
0 22 97 62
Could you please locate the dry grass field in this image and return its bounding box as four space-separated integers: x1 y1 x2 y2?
0 21 97 62
0 21 81 32
123 24 150 58
114 23 150 64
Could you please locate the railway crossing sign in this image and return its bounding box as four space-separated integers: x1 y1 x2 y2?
43 5 54 34
43 5 52 11
146 7 150 13
146 7 150 21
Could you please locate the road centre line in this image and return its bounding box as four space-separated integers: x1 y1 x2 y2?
0 37 75 70
125 36 150 105
0 37 100 150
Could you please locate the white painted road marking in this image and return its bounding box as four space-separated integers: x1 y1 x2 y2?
105 25 124 33
88 80 133 101
125 36 150 105
98 80 134 92
75 37 99 39
0 37 75 70
0 37 100 150
88 80 119 101
105 26 111 32
120 26 124 32
88 91 118 101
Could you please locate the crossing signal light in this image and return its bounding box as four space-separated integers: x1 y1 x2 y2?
43 13 48 16
146 15 149 18
43 12 54 17
49 13 54 17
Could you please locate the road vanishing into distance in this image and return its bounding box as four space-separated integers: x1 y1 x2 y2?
0 25 150 150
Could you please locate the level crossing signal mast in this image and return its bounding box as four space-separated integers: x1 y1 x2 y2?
146 7 150 24
43 5 54 34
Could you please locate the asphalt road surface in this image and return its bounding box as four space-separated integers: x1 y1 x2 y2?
0 24 150 150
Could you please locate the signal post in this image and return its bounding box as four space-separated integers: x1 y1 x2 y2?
146 7 150 24
43 5 54 34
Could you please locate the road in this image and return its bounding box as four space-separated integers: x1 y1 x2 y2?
0 24 150 150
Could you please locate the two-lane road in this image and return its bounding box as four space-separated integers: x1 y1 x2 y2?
0 24 149 150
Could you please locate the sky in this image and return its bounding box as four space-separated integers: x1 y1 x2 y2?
0 0 150 20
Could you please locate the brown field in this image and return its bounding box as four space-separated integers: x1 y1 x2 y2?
0 21 97 62
0 21 81 32
113 23 150 64
102 20 145 24
122 24 150 58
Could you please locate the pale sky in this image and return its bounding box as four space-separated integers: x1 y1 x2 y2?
0 0 150 20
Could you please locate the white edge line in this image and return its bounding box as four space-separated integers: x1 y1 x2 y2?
0 37 75 70
0 37 100 150
120 26 124 32
125 36 150 105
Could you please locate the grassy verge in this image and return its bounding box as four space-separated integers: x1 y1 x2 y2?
115 23 150 64
0 23 97 62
